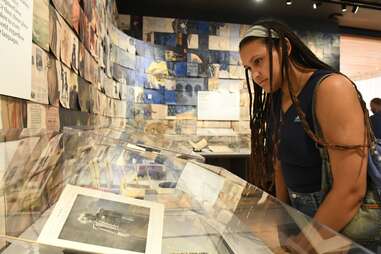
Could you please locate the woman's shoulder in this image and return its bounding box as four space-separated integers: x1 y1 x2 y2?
316 72 356 101
315 72 363 126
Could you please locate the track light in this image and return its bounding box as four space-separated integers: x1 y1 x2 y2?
312 1 321 10
352 5 359 13
286 0 292 6
306 0 381 13
341 4 347 12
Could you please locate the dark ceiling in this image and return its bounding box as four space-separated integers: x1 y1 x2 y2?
116 0 381 34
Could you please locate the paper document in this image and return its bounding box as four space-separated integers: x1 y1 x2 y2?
197 91 240 120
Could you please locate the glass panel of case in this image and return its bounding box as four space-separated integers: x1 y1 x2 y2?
0 127 373 253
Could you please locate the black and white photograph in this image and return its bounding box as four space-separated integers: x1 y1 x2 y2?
38 185 164 254
58 63 71 109
48 56 60 106
71 35 79 74
60 194 149 251
31 44 49 105
68 71 80 110
175 78 208 106
78 77 91 112
137 164 167 181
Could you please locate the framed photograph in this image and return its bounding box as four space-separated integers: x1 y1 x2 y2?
38 185 164 254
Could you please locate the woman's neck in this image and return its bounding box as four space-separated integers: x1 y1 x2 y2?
281 63 315 99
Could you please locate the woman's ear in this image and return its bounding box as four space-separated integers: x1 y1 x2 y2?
285 37 292 56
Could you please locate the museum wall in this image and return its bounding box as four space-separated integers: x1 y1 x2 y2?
117 15 340 137
340 34 381 81
0 0 340 141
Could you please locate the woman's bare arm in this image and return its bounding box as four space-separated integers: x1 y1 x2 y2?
313 74 367 231
274 158 290 204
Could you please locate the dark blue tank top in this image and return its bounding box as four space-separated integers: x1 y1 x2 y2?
279 69 333 193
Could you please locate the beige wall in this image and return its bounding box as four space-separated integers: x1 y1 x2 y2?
340 34 381 81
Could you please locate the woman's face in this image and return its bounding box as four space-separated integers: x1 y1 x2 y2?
240 39 283 93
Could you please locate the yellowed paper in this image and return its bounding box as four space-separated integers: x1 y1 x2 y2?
229 65 245 79
209 36 230 51
232 121 250 134
150 104 168 120
60 19 73 67
31 44 49 104
143 17 174 36
46 106 60 131
0 99 2 130
163 78 176 90
208 78 219 91
27 102 47 129
188 34 199 49
174 110 196 120
197 121 231 129
0 194 5 248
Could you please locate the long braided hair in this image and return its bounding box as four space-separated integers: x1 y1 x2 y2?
239 20 373 192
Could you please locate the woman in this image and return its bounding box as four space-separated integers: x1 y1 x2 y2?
239 20 380 251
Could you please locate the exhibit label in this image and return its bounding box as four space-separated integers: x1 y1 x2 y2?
0 0 33 100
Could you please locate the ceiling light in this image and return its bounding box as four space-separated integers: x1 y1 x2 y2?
352 5 359 13
341 4 347 12
286 0 292 6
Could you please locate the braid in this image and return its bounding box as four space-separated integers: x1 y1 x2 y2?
246 68 274 191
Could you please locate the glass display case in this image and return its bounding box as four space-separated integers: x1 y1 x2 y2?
0 128 373 253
